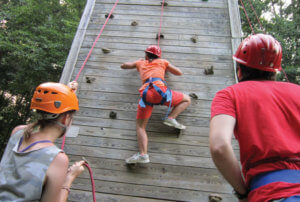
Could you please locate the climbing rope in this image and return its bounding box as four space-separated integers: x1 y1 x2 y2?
239 0 255 34
83 162 97 202
246 0 265 33
74 0 119 81
157 0 165 47
61 1 120 200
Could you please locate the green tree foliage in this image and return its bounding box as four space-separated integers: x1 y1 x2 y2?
238 0 299 84
0 0 85 156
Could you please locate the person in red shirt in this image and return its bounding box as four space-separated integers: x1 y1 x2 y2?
121 45 191 164
209 34 300 202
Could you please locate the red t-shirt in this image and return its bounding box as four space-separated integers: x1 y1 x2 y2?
211 80 300 201
135 59 169 92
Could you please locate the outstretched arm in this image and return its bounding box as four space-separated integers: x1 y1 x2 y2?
167 63 183 76
209 115 248 200
121 61 137 69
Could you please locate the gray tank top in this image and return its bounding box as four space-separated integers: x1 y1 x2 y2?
0 129 62 201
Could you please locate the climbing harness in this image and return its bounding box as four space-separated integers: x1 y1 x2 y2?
250 170 300 191
139 77 172 120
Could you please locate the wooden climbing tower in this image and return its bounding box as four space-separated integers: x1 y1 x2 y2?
60 0 242 201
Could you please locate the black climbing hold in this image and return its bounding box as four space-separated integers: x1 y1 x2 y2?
105 13 114 19
109 111 117 119
86 76 96 83
191 35 198 43
161 2 168 6
204 66 214 75
131 21 138 26
156 33 164 40
189 93 198 99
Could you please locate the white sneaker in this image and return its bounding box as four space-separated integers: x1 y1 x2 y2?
163 118 186 130
125 153 150 164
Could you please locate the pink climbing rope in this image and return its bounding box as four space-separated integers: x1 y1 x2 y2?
157 0 165 47
74 0 119 81
83 162 97 202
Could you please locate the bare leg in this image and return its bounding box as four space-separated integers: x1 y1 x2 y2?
136 118 150 155
168 94 191 119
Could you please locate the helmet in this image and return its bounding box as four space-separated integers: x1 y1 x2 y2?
233 34 282 72
30 82 79 114
145 45 161 58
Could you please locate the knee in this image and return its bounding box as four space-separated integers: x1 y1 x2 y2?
183 94 191 105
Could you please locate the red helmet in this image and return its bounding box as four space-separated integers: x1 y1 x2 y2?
30 82 79 114
145 45 161 58
233 34 282 72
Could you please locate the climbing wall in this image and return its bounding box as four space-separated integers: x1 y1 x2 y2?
60 0 242 201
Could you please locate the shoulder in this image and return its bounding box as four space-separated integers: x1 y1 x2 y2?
11 125 27 136
47 152 69 176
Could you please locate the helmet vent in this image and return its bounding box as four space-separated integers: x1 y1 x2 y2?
38 90 41 93
35 98 42 102
54 101 61 108
44 91 49 94
51 92 58 94
243 51 247 54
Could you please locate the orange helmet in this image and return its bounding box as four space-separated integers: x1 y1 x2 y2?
233 34 282 72
30 82 79 114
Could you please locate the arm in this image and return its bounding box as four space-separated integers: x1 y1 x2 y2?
167 63 183 76
209 115 248 200
120 61 137 69
41 153 85 202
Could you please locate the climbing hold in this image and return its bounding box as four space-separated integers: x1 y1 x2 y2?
191 35 198 43
161 1 168 6
109 111 117 119
131 21 138 26
86 76 96 83
209 194 222 202
204 65 214 75
156 33 164 40
189 93 198 99
105 13 114 19
102 48 111 54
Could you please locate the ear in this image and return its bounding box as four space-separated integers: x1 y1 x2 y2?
60 113 68 125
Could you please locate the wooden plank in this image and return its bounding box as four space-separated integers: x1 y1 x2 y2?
64 144 215 168
63 125 240 149
76 65 236 83
69 190 167 202
95 0 227 9
77 48 233 62
72 116 211 136
83 35 232 49
71 178 236 201
75 56 234 69
92 5 228 20
63 135 219 158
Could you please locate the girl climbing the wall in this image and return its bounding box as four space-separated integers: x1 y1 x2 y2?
0 81 85 201
121 45 191 164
